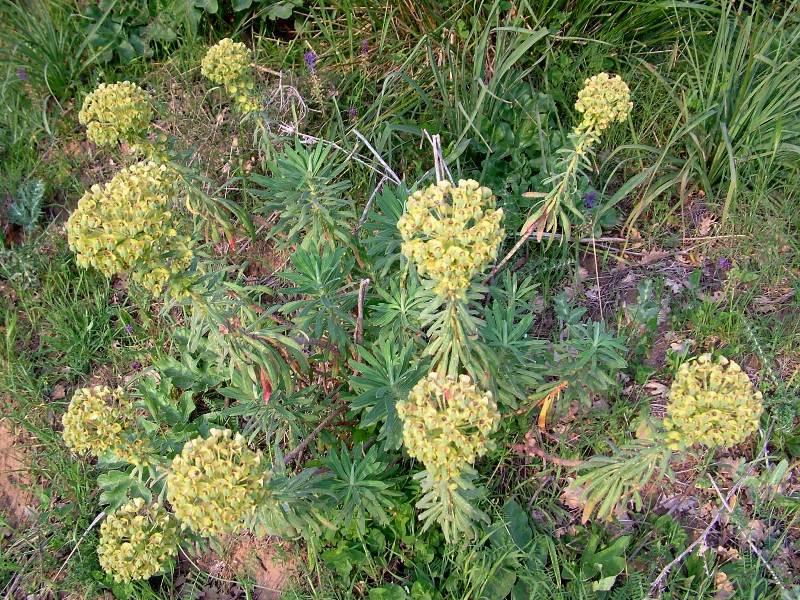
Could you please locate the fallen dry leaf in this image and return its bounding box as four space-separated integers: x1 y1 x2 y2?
50 383 67 401
698 214 716 236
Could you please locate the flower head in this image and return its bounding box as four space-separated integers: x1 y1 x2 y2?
79 81 152 147
166 429 266 537
201 38 258 113
62 386 131 457
397 180 504 300
61 385 154 467
574 73 632 138
66 161 194 297
97 499 179 583
663 354 763 450
397 372 500 481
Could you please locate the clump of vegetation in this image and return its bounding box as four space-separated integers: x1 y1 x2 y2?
398 179 504 301
61 386 131 457
398 372 499 481
201 38 258 113
1 1 798 598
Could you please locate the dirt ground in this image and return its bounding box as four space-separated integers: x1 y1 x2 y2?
0 418 34 527
194 532 299 599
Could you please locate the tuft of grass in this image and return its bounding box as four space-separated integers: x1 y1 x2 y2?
615 1 800 228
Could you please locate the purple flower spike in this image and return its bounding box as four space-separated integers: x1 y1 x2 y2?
304 50 317 73
131 361 142 371
347 106 357 119
717 257 732 270
360 39 369 56
124 324 133 334
17 67 28 81
584 190 598 209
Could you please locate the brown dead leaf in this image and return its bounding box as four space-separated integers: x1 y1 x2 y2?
644 381 668 398
714 571 735 599
51 383 67 400
741 519 768 545
560 482 585 512
698 214 716 236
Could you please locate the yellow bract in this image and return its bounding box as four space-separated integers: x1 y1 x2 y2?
201 38 259 113
98 499 179 583
61 386 154 467
79 82 152 147
663 354 763 450
397 372 500 481
62 386 130 457
397 180 504 300
66 161 194 297
166 428 266 537
574 72 632 140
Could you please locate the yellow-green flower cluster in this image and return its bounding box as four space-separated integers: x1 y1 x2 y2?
397 372 500 481
574 73 632 139
62 386 132 457
79 82 152 147
663 354 763 450
61 386 154 466
201 38 259 113
66 161 193 297
397 180 504 300
166 429 266 537
97 499 179 583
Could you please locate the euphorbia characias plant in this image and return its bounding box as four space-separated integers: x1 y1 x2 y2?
398 179 503 378
568 353 764 522
520 72 632 242
201 38 259 114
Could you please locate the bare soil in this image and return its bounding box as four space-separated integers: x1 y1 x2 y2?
0 418 35 527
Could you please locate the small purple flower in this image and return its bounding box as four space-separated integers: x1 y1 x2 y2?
717 257 732 270
360 39 369 56
131 361 142 371
347 106 357 120
124 324 133 334
17 67 28 81
304 50 317 73
584 190 598 209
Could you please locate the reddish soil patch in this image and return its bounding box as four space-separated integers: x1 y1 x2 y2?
195 532 299 599
0 419 35 527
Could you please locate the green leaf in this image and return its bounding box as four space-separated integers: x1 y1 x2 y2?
194 0 218 12
481 565 517 599
503 499 532 550
264 0 302 20
97 470 150 511
348 332 427 450
592 575 618 592
8 179 44 232
232 0 252 9
369 584 409 600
